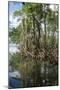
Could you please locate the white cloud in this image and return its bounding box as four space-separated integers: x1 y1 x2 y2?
9 13 21 28
9 43 19 53
50 5 54 11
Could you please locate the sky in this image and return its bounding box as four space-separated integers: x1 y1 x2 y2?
9 2 23 53
9 1 23 14
9 2 23 28
9 43 19 53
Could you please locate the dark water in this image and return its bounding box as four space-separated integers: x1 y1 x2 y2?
9 77 23 88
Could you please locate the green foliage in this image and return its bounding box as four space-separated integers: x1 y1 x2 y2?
9 53 21 70
9 3 58 87
9 27 20 43
14 10 23 17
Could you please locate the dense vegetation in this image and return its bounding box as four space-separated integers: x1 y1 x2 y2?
9 3 59 87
